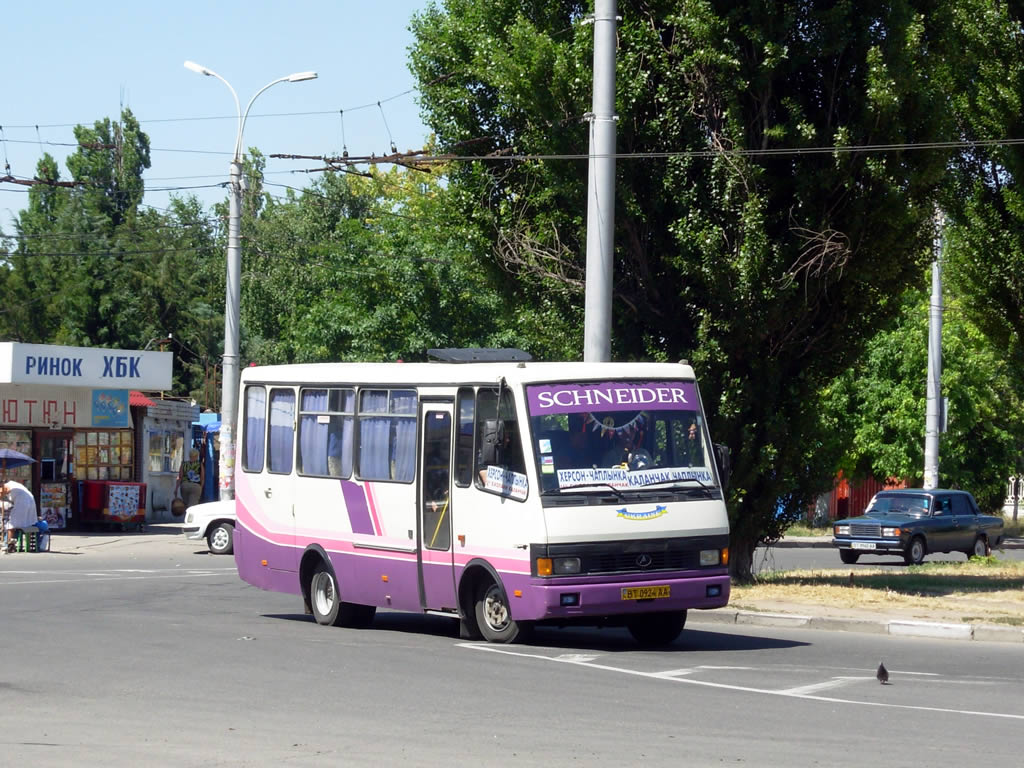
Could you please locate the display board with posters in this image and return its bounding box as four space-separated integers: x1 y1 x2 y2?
39 482 69 529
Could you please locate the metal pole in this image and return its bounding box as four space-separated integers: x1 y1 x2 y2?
583 0 618 363
184 62 316 500
219 158 242 500
923 214 943 489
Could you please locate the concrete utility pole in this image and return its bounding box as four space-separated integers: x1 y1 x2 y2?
582 0 618 362
184 61 317 500
923 211 944 489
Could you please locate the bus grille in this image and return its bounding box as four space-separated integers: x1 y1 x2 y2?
587 549 698 574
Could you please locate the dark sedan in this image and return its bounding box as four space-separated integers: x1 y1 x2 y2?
832 488 1004 565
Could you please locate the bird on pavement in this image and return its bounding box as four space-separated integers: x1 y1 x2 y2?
877 662 889 685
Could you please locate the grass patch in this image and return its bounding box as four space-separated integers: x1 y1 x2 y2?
782 522 831 537
733 560 1024 624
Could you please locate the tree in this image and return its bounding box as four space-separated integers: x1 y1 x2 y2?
236 160 535 365
410 0 984 578
0 111 223 399
826 280 1024 512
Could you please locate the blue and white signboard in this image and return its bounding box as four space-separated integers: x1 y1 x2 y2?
92 389 130 427
0 343 172 391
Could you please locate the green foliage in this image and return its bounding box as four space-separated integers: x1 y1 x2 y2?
410 0 977 577
238 163 531 365
0 110 223 401
826 280 1024 511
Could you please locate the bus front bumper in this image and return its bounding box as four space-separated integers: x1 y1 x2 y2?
515 571 730 621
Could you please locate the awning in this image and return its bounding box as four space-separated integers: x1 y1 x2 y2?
130 391 157 407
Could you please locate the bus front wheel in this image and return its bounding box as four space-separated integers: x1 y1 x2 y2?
474 580 532 644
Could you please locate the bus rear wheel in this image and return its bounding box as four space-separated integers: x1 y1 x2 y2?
474 580 532 644
309 563 376 628
627 611 687 647
311 564 343 626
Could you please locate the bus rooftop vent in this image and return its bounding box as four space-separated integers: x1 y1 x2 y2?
427 348 533 363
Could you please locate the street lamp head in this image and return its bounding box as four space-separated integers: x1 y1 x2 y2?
287 71 318 83
184 60 214 77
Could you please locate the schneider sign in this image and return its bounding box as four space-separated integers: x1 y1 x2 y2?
0 342 172 390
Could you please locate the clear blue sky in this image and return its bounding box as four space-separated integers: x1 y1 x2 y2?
0 0 432 231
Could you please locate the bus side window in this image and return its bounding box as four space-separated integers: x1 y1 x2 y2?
455 387 475 487
297 387 354 478
242 385 267 472
474 387 525 487
357 388 417 482
268 388 296 474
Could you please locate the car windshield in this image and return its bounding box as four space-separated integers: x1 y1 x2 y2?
868 494 931 517
525 380 716 495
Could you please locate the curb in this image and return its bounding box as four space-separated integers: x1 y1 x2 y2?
693 608 1024 644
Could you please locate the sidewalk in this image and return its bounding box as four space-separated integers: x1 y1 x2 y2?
2 522 195 559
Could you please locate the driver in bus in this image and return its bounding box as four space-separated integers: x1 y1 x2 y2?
601 431 651 470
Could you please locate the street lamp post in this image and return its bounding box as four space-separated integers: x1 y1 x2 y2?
184 61 317 500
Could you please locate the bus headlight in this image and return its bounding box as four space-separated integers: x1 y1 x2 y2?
700 549 720 566
537 557 581 576
553 557 581 575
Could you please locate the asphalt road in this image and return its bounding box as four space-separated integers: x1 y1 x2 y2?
2 542 1022 767
755 539 1024 572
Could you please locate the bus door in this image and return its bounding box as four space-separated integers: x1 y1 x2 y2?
263 386 298 572
418 403 457 611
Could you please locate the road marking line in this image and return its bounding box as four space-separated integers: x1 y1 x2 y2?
698 665 756 670
778 677 868 696
652 668 695 678
457 644 1024 721
0 571 237 586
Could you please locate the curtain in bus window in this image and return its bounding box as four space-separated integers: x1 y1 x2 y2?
336 413 354 477
299 389 328 476
359 390 391 479
338 390 355 477
268 389 296 474
391 390 417 482
244 387 267 471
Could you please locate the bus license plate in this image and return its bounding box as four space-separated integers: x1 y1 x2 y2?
851 542 876 550
621 585 670 600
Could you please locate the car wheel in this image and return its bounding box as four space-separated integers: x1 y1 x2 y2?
206 522 234 555
969 536 990 559
474 579 532 643
627 611 687 647
904 536 926 565
839 549 860 565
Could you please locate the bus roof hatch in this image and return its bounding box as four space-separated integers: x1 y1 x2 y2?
427 348 533 363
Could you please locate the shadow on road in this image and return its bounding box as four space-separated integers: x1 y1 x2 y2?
262 610 810 652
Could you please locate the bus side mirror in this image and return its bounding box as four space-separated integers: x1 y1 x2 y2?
714 444 731 491
480 419 504 465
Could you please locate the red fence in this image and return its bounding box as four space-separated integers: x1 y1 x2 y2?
815 473 908 521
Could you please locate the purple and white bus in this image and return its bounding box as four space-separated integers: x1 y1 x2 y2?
233 352 730 645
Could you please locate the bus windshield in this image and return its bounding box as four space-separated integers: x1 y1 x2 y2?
525 380 716 494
